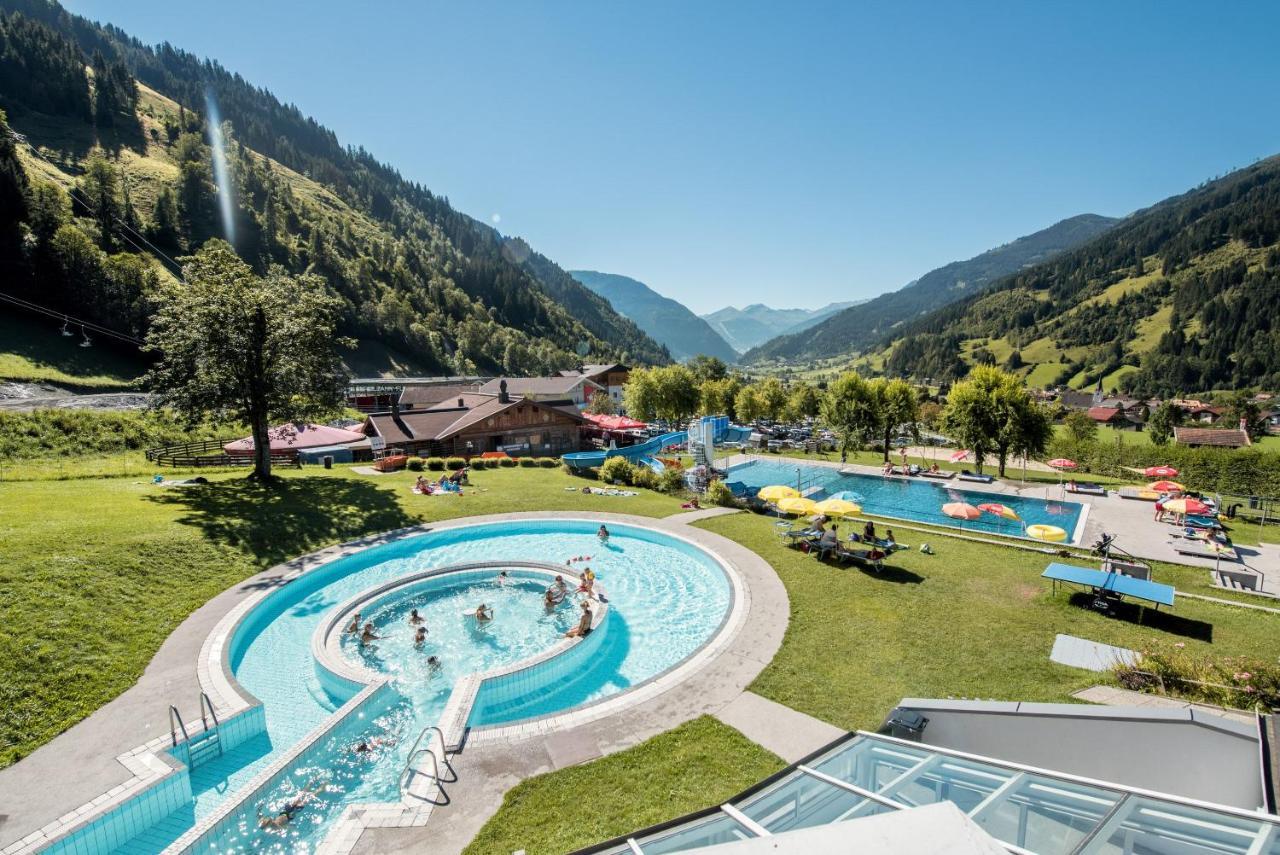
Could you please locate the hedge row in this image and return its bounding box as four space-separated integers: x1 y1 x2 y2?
412 455 558 471
1046 435 1280 497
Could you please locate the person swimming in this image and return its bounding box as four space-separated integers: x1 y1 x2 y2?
474 604 493 625
496 570 511 586
597 525 609 540
426 654 442 675
353 736 392 755
344 612 362 634
409 608 424 625
565 600 593 638
257 777 326 829
359 622 381 647
414 626 427 646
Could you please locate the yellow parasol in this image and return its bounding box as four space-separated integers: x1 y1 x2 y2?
813 498 862 517
757 485 800 501
776 496 818 516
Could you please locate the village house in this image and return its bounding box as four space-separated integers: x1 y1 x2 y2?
361 381 585 457
478 375 603 407
559 363 630 407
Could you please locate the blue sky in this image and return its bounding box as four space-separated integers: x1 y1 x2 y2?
65 1 1280 313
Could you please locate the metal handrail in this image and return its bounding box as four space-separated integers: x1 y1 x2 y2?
399 725 456 802
199 692 220 732
168 705 189 748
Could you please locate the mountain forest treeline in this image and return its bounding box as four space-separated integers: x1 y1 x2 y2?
0 2 669 375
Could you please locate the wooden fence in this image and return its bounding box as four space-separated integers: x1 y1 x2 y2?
145 438 299 468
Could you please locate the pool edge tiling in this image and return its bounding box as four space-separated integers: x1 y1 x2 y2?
14 511 771 855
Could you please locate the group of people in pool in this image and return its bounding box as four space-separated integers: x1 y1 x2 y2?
343 608 443 674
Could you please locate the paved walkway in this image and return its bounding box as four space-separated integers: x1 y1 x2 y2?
663 506 741 524
714 691 844 763
1073 685 1257 726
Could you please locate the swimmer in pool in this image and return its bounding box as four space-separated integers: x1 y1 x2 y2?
597 525 609 540
474 604 493 625
359 622 381 647
409 608 424 625
426 655 442 674
257 777 326 829
496 570 511 586
344 612 361 634
414 626 427 646
353 736 392 755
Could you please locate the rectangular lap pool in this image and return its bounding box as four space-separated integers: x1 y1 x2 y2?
726 458 1084 543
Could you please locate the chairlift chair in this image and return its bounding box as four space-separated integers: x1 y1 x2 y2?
79 325 92 348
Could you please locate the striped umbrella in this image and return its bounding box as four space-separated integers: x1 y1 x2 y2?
1163 497 1210 516
1047 458 1077 470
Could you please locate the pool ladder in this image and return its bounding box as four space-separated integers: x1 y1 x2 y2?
168 692 223 769
399 725 456 805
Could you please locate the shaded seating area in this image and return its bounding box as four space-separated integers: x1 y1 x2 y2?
1042 561 1175 613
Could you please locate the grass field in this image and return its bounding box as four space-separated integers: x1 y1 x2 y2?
462 716 784 855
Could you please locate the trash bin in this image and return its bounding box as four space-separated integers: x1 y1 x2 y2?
322 455 334 470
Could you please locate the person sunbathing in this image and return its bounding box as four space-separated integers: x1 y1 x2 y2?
565 601 594 638
414 476 431 494
929 463 940 474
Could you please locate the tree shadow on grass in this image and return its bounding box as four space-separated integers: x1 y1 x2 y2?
146 476 418 568
1067 592 1213 642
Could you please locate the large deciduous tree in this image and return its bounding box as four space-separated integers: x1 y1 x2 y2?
820 372 878 460
1062 409 1097 443
144 241 352 482
871 377 920 462
1145 401 1182 446
941 366 1050 476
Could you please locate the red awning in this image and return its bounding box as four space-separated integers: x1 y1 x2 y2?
582 413 648 431
223 423 366 455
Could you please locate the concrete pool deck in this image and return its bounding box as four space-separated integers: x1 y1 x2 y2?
0 510 788 855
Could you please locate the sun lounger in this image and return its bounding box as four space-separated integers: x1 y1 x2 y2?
1066 482 1106 496
919 470 956 480
1118 486 1159 501
1171 537 1238 561
1184 514 1222 530
958 470 994 484
835 547 885 572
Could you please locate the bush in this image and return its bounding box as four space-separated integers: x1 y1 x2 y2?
425 457 446 471
658 467 686 494
631 466 659 490
445 457 466 470
706 479 737 507
1114 641 1280 711
1045 435 1280 496
499 457 518 468
518 456 538 468
537 457 558 468
599 456 635 485
406 458 425 472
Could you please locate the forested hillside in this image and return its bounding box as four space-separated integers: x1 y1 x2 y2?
744 214 1117 365
0 1 668 377
570 270 739 362
869 157 1280 396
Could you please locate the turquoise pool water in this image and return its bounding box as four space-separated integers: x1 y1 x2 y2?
73 519 731 855
728 459 1083 542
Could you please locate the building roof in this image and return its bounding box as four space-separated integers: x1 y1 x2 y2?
559 363 628 378
1057 389 1096 410
1087 406 1126 422
364 392 583 445
1173 426 1251 447
478 376 603 397
398 384 480 408
223 423 366 454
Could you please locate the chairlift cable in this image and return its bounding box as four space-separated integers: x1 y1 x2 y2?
0 291 143 346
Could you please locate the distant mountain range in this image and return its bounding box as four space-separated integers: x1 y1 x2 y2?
702 302 861 354
743 214 1119 365
569 271 738 362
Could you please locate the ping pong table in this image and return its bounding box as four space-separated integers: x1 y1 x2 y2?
1042 562 1175 610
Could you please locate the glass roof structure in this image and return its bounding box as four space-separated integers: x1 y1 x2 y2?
584 733 1280 855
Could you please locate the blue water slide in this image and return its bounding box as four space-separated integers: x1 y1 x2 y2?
561 431 687 471
639 456 665 473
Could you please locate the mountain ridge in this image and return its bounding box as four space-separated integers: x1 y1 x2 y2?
702 301 859 353
743 213 1119 365
568 270 738 363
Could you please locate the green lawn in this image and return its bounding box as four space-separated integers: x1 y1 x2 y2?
0 463 683 767
462 716 784 855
